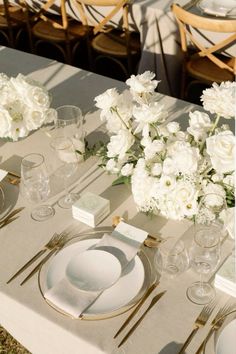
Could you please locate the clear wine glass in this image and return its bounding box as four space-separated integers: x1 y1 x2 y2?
21 153 55 221
50 136 79 209
186 223 221 305
155 238 189 278
196 193 228 229
55 105 84 161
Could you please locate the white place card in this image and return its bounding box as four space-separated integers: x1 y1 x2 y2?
0 169 7 182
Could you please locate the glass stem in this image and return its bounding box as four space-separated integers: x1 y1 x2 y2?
199 272 204 296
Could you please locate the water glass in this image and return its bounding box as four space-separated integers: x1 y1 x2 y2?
55 105 84 160
50 136 79 209
21 153 54 221
186 223 221 305
155 238 189 278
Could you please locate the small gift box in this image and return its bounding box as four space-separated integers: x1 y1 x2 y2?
72 192 110 227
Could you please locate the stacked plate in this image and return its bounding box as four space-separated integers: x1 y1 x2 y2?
39 234 154 320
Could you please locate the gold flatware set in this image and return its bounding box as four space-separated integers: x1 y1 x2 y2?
0 207 24 229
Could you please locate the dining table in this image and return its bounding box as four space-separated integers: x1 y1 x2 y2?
0 45 235 354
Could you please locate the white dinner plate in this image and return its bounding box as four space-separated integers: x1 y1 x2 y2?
216 318 236 354
66 249 122 292
38 235 154 320
198 0 236 17
0 185 4 213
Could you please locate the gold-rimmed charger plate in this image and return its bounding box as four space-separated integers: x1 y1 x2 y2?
203 309 236 354
38 233 156 320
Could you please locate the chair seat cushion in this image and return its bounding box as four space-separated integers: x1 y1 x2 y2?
33 19 86 42
92 28 140 57
187 55 235 83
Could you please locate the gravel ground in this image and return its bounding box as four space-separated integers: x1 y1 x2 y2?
0 326 31 354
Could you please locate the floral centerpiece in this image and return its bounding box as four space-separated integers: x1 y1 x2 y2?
94 71 235 224
0 73 56 141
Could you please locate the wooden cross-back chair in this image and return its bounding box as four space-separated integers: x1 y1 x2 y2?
171 3 236 99
31 0 87 64
0 0 33 50
74 0 141 80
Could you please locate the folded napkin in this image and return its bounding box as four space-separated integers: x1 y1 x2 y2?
215 254 236 298
0 169 7 182
44 221 148 318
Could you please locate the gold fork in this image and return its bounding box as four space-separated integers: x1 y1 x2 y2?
195 301 236 354
6 232 62 284
177 301 216 354
20 230 69 286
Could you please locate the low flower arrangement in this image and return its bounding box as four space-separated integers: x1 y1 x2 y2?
0 73 56 141
94 71 235 223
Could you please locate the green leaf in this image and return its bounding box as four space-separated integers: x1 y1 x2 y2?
112 176 130 186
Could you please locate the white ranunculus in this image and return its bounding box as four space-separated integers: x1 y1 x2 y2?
201 81 236 119
106 159 121 174
26 86 51 110
187 110 212 141
151 163 162 176
223 174 235 188
133 102 168 133
0 108 12 138
167 141 200 174
94 88 120 111
126 71 158 94
44 108 57 124
211 173 223 183
166 122 180 134
162 157 176 175
174 181 198 217
144 139 165 160
206 130 235 173
107 130 135 160
159 174 176 191
121 163 133 176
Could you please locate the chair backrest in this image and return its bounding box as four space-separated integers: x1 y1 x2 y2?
171 3 236 74
71 0 129 34
32 0 69 30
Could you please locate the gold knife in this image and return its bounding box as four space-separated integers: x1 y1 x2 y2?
117 290 166 348
114 281 159 338
0 207 24 225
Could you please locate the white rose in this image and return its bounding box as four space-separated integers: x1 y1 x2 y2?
24 109 45 130
167 122 180 134
44 108 57 124
187 110 212 141
206 131 235 173
94 88 119 111
211 173 223 183
121 163 133 176
107 130 135 160
126 71 158 94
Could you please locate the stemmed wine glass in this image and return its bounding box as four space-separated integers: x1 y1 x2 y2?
21 153 55 221
55 105 84 160
50 136 79 209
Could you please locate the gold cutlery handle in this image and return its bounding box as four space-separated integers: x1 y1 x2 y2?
20 248 57 286
195 327 214 354
0 216 19 229
114 281 159 338
118 291 166 348
178 327 199 354
7 249 47 284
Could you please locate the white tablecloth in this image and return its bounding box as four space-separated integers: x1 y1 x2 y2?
0 46 234 354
